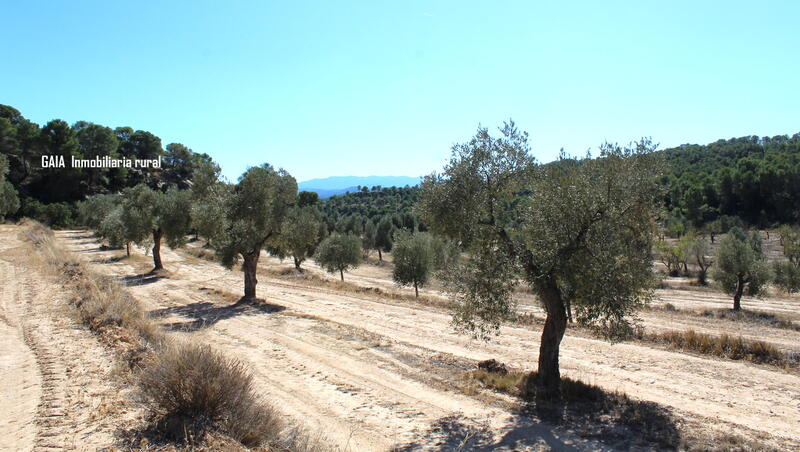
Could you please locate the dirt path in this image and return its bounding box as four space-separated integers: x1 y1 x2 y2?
60 230 800 450
0 226 138 451
0 237 41 451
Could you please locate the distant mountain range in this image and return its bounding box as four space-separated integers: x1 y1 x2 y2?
298 176 421 198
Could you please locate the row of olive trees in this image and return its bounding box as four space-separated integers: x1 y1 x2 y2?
655 225 800 310
80 161 385 299
80 162 294 299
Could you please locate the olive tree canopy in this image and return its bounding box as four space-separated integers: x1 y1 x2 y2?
217 164 296 299
121 184 192 270
314 233 362 281
417 121 664 397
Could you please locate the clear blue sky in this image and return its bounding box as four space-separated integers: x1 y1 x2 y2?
2 1 799 182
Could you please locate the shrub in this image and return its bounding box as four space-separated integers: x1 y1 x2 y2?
139 343 282 447
646 329 790 366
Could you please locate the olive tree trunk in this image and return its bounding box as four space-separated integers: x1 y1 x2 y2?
125 242 131 257
528 280 568 399
733 274 745 311
339 268 344 281
152 229 164 271
242 252 259 299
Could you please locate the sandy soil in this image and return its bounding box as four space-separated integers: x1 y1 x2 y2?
0 226 139 451
54 229 800 451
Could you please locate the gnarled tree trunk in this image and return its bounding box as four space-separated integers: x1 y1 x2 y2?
242 252 259 299
733 274 745 311
125 242 131 257
152 229 164 271
528 279 568 399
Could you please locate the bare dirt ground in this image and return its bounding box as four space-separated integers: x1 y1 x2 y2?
0 225 139 451
54 230 800 451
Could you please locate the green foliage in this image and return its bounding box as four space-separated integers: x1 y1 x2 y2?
320 186 419 224
157 188 193 249
267 206 321 270
662 134 800 226
314 233 362 281
216 164 297 268
391 231 433 296
711 227 770 306
689 234 713 285
655 240 683 276
361 219 376 254
118 184 192 266
420 122 663 339
297 190 319 207
77 194 120 229
773 226 800 293
190 183 231 246
778 225 800 265
375 215 395 255
120 184 161 246
772 261 800 293
98 206 129 248
0 153 19 219
0 104 219 221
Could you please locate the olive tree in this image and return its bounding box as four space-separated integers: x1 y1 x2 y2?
690 235 713 285
418 122 663 398
78 194 132 254
711 227 770 311
121 184 193 271
315 233 362 281
392 231 433 297
217 164 296 299
267 206 321 271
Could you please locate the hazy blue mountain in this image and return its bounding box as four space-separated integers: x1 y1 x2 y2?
298 176 421 198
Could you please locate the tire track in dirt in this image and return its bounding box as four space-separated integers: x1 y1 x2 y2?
0 254 41 452
0 226 140 451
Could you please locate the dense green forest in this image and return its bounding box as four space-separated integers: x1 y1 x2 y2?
0 104 216 226
662 135 800 227
1 103 799 233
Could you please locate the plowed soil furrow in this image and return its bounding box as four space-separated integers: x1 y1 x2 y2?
58 230 800 450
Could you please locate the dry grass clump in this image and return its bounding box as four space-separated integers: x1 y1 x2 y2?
184 245 218 262
700 308 800 331
138 342 283 447
644 329 794 367
27 221 164 362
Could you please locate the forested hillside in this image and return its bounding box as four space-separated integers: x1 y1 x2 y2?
661 134 800 227
0 104 216 226
1 102 799 232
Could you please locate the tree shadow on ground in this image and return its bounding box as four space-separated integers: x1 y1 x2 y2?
120 272 167 286
395 373 681 451
392 414 585 451
149 298 286 332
